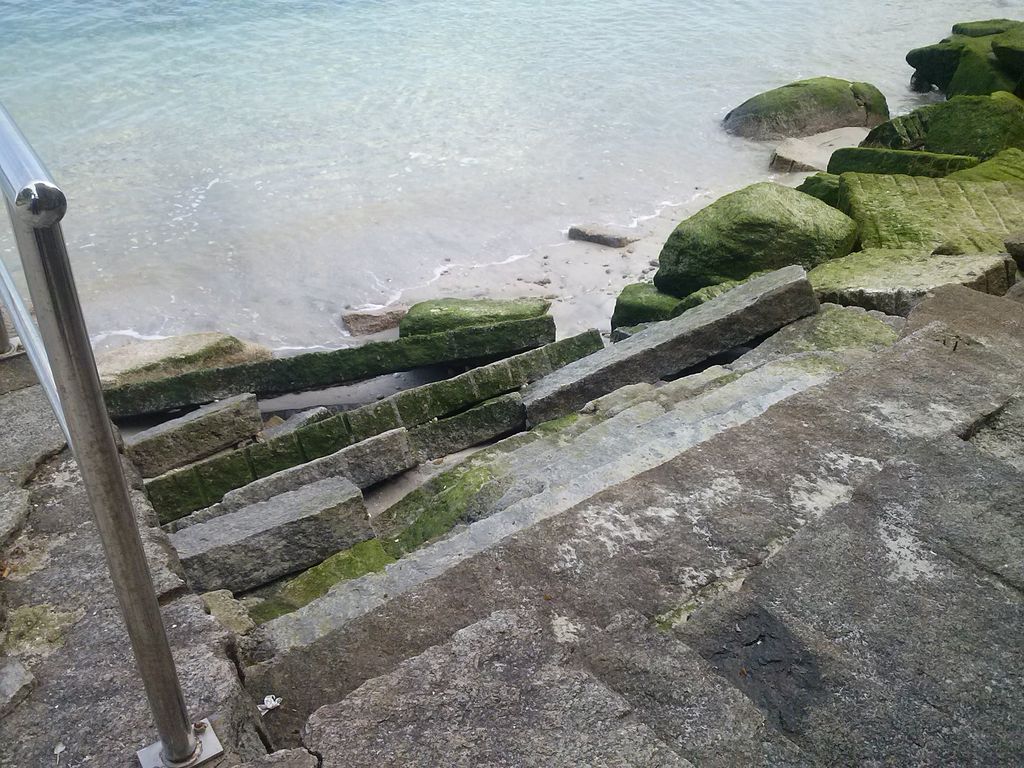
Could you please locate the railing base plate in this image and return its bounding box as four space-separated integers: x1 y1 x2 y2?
136 719 224 768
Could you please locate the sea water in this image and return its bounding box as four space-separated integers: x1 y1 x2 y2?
0 0 1013 348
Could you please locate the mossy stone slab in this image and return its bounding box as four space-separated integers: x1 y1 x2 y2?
195 449 256 503
838 172 1024 252
399 298 550 337
948 148 1024 182
808 248 1017 315
722 77 889 140
827 147 979 177
294 414 354 461
796 172 841 207
248 434 307 479
862 93 1024 159
610 283 683 329
145 467 207 524
907 21 1024 97
654 182 857 297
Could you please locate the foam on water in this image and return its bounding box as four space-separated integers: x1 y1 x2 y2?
0 0 1010 348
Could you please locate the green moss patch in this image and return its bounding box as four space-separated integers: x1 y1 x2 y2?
948 148 1024 182
399 298 550 336
796 173 841 207
2 603 84 658
827 147 979 177
611 283 683 329
907 20 1024 97
838 172 1024 252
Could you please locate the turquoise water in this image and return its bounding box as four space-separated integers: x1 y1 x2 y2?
0 0 1011 347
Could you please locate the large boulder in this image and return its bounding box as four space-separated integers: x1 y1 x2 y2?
862 92 1024 159
838 172 1024 253
723 77 889 140
610 283 682 329
399 297 550 337
908 20 1024 97
796 172 841 207
653 182 857 297
95 332 271 388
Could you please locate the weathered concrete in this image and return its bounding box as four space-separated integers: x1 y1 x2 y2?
171 477 372 593
305 610 692 768
808 249 1016 315
568 223 641 248
244 290 1024 748
126 393 263 477
522 266 818 425
408 393 525 461
168 429 415 532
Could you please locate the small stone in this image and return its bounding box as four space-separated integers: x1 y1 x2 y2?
341 306 409 336
769 127 869 172
0 657 34 717
201 590 256 636
567 224 640 248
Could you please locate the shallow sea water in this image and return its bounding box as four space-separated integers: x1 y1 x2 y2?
0 0 1015 347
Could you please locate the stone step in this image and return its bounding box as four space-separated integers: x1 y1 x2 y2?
521 266 818 425
170 476 372 593
241 287 1024 747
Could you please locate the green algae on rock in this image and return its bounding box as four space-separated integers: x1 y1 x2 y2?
399 297 551 337
722 77 889 140
610 283 683 329
653 182 857 297
669 271 772 316
95 332 272 388
827 147 979 177
948 148 1024 182
837 172 1024 253
907 20 1024 97
862 93 1024 159
2 603 84 659
796 172 841 207
808 248 1016 315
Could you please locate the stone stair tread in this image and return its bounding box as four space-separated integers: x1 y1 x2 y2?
304 609 694 768
170 476 372 593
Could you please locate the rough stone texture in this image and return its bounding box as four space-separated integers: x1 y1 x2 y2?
243 290 1024 749
862 92 1024 159
104 315 557 418
304 610 692 768
567 223 641 248
769 127 869 172
654 182 857 296
262 407 332 439
838 173 1024 253
0 351 38 395
237 751 319 768
948 147 1024 182
0 484 30 548
808 249 1016 315
0 385 65 481
409 393 526 461
723 77 889 140
96 332 271 388
126 393 263 477
907 20 1024 97
171 476 372 593
0 656 33 717
0 444 265 765
795 172 840 207
399 297 550 336
826 147 979 177
170 429 416 532
524 267 818 425
1006 231 1024 267
611 283 683 329
341 305 408 336
202 590 256 636
968 395 1024 472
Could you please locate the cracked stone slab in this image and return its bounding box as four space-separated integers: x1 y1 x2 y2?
171 476 372 593
522 266 818 425
0 385 65 480
304 610 692 767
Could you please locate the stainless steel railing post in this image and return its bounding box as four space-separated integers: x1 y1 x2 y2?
0 106 221 766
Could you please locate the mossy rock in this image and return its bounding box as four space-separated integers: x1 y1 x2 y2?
796 172 841 207
722 77 889 140
610 283 683 329
907 21 1024 97
827 147 979 177
808 248 1016 315
838 172 1024 253
948 148 1024 182
399 298 550 336
95 332 271 388
669 271 771 316
862 93 1024 159
653 182 857 297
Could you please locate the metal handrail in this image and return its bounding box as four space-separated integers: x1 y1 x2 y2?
0 105 222 767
